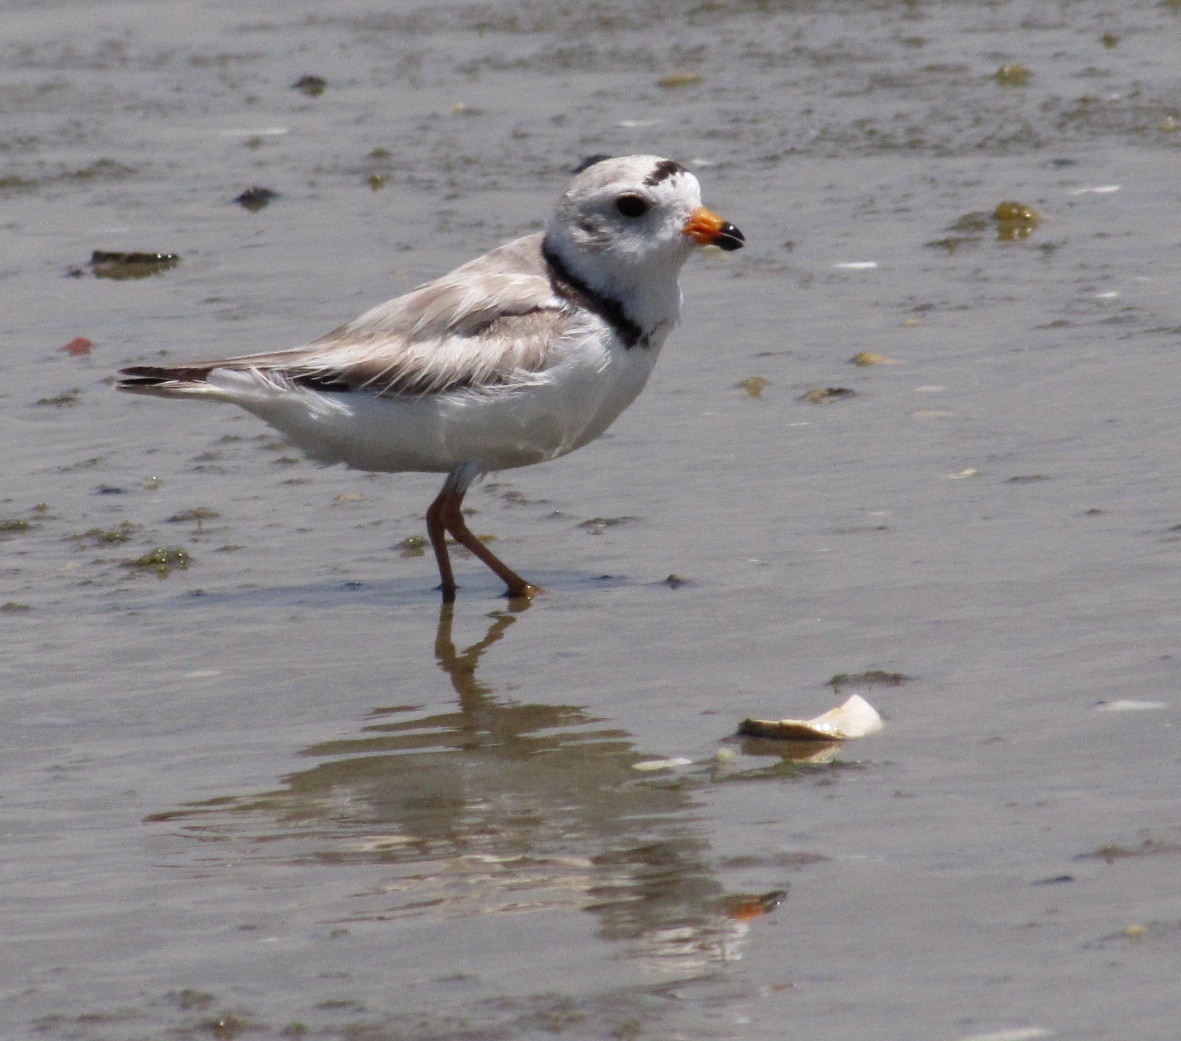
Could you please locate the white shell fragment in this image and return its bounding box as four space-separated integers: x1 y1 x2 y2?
218 127 289 138
739 694 883 742
632 757 693 772
956 1029 1055 1041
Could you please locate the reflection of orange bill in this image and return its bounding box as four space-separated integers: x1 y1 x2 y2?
724 889 787 922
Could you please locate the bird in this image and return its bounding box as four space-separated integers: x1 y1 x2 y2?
117 154 744 602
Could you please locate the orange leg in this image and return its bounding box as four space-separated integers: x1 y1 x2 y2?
425 473 539 602
425 485 458 603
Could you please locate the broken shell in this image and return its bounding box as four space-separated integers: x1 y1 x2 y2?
739 694 883 742
1094 699 1167 712
632 757 693 772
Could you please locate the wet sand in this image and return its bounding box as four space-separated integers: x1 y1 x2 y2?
3 1 1180 1038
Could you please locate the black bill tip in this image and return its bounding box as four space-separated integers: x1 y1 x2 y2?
715 222 745 252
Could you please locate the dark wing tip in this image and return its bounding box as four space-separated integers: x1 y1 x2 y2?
115 364 214 390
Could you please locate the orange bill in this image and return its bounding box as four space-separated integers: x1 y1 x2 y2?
683 206 745 251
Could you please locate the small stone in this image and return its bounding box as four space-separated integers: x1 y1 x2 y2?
60 337 93 356
234 186 279 212
801 387 856 404
293 75 327 97
736 375 770 398
657 72 703 88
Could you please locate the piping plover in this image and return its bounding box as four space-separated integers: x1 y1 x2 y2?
118 154 744 601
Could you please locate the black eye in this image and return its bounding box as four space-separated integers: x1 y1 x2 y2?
615 194 649 218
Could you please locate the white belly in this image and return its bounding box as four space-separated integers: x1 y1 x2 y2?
226 335 663 474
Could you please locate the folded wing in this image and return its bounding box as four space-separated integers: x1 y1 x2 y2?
118 233 578 399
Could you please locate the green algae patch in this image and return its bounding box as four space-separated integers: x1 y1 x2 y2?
123 546 192 577
35 388 81 408
931 201 1043 249
826 669 909 690
578 516 639 533
70 522 142 545
395 534 428 557
191 1009 266 1038
2 504 53 538
800 387 856 404
167 507 221 529
166 989 216 1012
1080 835 1181 863
994 200 1042 240
66 158 137 181
0 518 35 537
89 251 180 280
993 63 1032 87
736 375 771 398
1 159 134 196
0 174 41 194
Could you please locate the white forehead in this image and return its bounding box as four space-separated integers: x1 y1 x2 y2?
561 154 701 203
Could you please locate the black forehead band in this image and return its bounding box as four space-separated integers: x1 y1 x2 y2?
643 159 687 186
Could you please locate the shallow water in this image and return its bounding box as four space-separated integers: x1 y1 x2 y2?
3 1 1180 1038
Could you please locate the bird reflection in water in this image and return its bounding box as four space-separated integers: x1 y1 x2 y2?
150 603 785 972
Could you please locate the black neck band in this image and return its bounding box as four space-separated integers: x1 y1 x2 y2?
541 237 646 349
